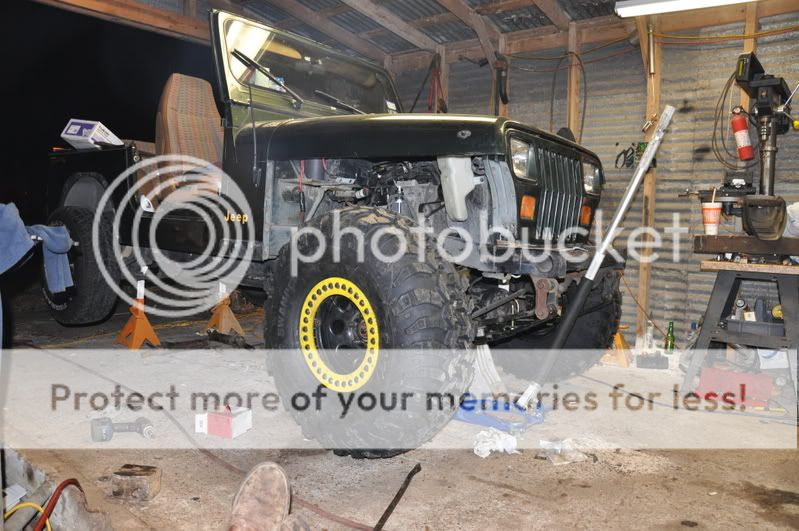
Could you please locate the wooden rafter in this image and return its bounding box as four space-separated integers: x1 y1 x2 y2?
658 0 794 32
33 0 210 43
341 0 439 51
532 0 571 31
391 15 625 72
358 12 460 40
391 0 799 72
475 0 529 15
437 0 500 62
259 0 386 61
279 5 351 30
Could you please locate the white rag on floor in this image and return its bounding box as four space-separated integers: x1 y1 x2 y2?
473 427 519 458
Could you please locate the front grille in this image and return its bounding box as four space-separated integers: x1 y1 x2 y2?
534 146 583 242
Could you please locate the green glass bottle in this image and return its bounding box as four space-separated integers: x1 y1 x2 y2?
665 321 675 353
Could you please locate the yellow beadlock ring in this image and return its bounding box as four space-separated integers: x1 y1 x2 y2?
298 277 379 392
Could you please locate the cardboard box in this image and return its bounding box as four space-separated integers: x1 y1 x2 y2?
195 406 252 439
61 119 123 150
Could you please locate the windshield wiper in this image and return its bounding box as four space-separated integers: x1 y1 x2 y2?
231 48 304 110
314 90 365 115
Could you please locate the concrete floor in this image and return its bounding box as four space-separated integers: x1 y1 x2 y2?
2 284 798 530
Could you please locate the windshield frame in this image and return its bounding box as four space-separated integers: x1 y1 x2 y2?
211 10 402 118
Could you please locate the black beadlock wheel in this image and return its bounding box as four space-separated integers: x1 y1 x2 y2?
264 207 475 458
492 271 622 382
42 207 119 325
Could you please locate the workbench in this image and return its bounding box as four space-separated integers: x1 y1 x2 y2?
682 237 799 401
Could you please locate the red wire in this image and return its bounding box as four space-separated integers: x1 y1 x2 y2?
34 479 84 531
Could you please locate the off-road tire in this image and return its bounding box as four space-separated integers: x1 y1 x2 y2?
493 271 622 382
265 207 474 458
42 207 119 325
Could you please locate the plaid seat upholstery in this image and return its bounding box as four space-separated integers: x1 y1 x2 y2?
147 73 223 202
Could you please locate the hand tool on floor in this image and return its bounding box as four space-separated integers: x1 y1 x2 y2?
516 105 676 410
91 416 154 442
455 393 545 433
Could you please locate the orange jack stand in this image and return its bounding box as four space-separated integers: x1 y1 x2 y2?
601 326 632 368
117 299 160 349
207 296 244 336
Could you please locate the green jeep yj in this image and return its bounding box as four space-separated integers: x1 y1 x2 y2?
46 10 622 457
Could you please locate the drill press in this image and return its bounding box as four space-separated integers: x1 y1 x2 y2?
705 52 798 241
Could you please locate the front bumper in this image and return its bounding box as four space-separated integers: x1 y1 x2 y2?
487 240 626 276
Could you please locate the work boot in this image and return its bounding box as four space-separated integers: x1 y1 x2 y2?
229 462 291 531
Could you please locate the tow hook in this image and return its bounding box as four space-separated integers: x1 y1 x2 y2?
532 277 559 320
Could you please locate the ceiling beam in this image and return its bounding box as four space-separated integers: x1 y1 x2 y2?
475 0 529 15
532 0 571 31
279 5 351 30
391 15 625 72
33 0 210 43
259 0 386 61
358 12 460 39
437 0 500 62
391 0 799 73
341 0 439 51
656 0 795 32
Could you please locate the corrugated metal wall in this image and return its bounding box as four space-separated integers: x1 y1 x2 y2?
651 12 799 343
393 13 799 344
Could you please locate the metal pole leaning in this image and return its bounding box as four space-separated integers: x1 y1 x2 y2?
516 105 676 410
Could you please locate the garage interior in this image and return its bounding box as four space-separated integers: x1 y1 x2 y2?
1 0 798 529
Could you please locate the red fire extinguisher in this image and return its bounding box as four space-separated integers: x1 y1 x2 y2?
731 107 754 161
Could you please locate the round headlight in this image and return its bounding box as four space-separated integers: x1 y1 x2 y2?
582 162 601 194
510 138 530 179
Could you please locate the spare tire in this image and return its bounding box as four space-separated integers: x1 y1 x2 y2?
42 207 119 325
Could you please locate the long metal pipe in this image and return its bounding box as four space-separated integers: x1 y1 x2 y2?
516 105 676 410
759 117 778 196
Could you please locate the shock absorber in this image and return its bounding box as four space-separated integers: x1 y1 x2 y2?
731 107 755 161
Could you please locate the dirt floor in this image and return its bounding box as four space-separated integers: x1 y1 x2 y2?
2 282 798 530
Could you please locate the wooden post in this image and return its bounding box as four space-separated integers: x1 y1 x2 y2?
437 45 449 113
497 35 509 117
567 21 581 140
740 2 759 111
634 16 662 346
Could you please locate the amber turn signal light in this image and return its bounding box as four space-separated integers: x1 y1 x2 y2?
520 195 536 220
580 203 593 226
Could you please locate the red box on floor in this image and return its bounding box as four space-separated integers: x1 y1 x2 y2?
195 406 252 439
695 367 773 408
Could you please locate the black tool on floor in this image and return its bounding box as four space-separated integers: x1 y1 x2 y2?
373 463 422 531
91 417 154 442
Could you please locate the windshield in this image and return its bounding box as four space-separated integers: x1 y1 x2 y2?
223 17 399 114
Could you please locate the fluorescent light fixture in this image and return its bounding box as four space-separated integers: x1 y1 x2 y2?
615 0 757 18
